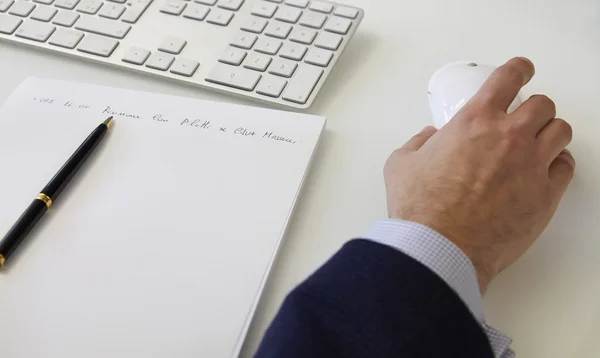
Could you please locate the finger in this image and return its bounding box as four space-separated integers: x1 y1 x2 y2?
402 126 438 151
474 57 535 112
548 150 575 191
513 94 556 134
538 118 573 166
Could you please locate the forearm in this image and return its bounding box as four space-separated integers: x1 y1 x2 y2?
256 238 495 358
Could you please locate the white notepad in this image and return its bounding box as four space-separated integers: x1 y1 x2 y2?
0 78 326 358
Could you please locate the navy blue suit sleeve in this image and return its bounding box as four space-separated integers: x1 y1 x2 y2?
255 239 494 358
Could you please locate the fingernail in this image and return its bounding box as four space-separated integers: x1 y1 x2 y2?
518 57 535 75
562 149 576 168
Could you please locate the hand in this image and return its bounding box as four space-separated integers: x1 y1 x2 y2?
384 57 575 293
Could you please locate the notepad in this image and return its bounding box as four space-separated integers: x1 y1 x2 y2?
0 78 326 358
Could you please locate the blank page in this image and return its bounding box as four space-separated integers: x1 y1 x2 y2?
0 78 326 358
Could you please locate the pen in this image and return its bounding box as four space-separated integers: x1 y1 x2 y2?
0 116 114 268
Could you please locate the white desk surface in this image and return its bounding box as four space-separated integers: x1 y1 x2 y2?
1 0 599 356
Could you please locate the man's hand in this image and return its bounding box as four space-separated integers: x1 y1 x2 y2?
384 57 575 293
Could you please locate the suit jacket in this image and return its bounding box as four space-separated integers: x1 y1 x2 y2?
255 239 494 357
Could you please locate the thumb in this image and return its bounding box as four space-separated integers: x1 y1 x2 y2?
402 126 438 151
549 149 576 192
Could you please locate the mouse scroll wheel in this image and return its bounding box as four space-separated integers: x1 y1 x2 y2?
467 62 478 67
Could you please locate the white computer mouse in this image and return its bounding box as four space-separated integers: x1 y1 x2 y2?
428 61 523 128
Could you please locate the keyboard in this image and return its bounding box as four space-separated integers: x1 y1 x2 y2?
0 0 363 109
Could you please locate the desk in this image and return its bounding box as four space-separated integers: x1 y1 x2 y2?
1 0 599 356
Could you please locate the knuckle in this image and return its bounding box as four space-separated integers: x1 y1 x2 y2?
555 118 573 141
531 94 556 113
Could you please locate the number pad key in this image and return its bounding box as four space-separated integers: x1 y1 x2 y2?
324 16 351 34
251 1 277 18
256 75 287 97
230 31 257 49
243 51 271 71
254 37 281 55
268 58 296 77
264 21 291 39
206 63 262 91
314 31 341 50
279 42 306 61
241 16 267 33
304 47 332 67
274 6 301 23
288 27 316 44
219 46 247 65
299 11 326 29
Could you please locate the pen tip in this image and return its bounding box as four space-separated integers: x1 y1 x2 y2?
103 116 113 128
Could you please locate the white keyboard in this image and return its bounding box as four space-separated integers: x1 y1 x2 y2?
0 0 363 109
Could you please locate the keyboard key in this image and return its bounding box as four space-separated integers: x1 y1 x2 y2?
158 36 186 54
145 51 174 70
52 10 78 26
284 0 306 8
9 1 35 17
324 16 351 34
0 13 21 34
216 0 242 11
121 0 151 23
288 27 315 44
98 3 124 19
76 0 102 14
0 0 14 12
304 47 332 66
333 5 357 19
77 33 118 56
122 46 150 64
160 0 186 15
268 58 296 77
170 57 199 76
219 46 246 65
34 0 54 4
274 6 301 23
75 15 130 38
230 31 257 49
282 64 323 104
206 8 232 25
241 16 267 33
15 20 54 42
182 3 209 20
54 0 78 9
194 0 215 4
298 11 325 29
206 63 262 91
30 5 57 21
313 31 341 50
48 27 83 48
264 21 291 39
309 1 332 13
256 75 287 97
279 42 306 61
250 1 276 18
243 51 271 71
254 37 281 54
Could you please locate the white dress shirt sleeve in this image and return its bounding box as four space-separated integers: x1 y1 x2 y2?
363 219 515 358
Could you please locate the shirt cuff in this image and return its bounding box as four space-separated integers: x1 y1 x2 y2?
363 219 514 357
363 219 485 322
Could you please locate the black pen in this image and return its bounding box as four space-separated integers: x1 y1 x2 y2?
0 116 114 268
